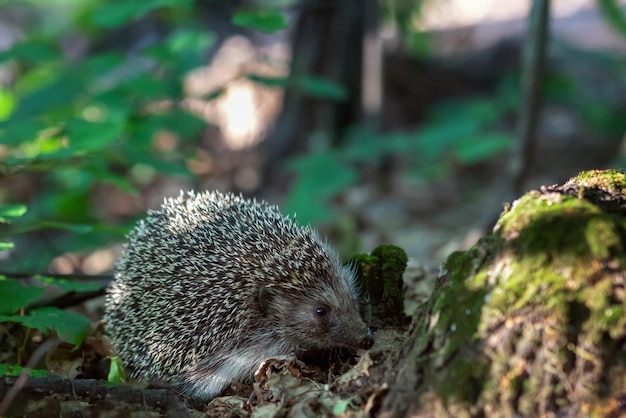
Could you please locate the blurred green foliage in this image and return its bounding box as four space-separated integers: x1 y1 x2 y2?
381 0 430 56
0 0 213 276
285 92 517 224
598 0 626 39
0 275 96 348
232 9 288 33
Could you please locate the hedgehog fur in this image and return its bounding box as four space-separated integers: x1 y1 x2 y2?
104 191 372 399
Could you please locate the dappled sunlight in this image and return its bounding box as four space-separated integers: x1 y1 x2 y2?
184 35 287 150
215 79 271 149
420 0 601 29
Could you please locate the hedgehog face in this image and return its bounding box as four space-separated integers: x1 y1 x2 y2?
296 295 370 351
258 281 371 352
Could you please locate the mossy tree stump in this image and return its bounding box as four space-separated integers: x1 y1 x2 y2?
351 245 408 330
382 170 626 417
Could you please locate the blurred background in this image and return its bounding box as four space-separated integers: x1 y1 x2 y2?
1 0 626 277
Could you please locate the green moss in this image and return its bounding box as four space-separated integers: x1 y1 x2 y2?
411 170 626 414
350 245 408 327
349 253 377 267
486 185 626 317
436 251 484 336
416 246 491 399
370 245 408 273
573 169 626 190
585 217 623 259
371 245 407 310
443 250 476 284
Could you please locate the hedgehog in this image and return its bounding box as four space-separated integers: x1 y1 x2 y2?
104 190 373 400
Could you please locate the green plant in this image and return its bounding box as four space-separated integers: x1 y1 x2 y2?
284 93 516 225
0 2 213 271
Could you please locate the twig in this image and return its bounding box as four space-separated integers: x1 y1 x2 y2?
27 289 107 312
510 0 551 195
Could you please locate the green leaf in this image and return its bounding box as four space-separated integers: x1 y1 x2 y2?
296 75 348 101
0 120 47 145
35 221 94 234
287 151 357 198
284 183 335 225
107 356 127 383
0 89 15 120
247 74 289 88
66 118 126 152
428 98 501 126
0 204 27 223
407 29 431 58
158 109 207 140
0 279 45 315
36 276 104 293
86 166 137 194
284 151 357 224
2 149 86 169
0 364 48 377
544 73 575 100
0 40 60 64
142 30 215 77
31 368 49 378
232 10 288 33
342 126 395 162
0 307 90 346
123 143 191 177
454 134 514 164
118 74 176 101
14 221 94 234
415 119 482 160
42 189 92 220
332 399 354 415
129 110 205 146
91 3 141 28
168 28 212 52
91 1 193 28
12 72 85 122
598 0 626 40
0 242 14 251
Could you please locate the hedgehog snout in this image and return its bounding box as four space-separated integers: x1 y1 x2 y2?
350 325 374 350
335 316 373 350
361 328 375 350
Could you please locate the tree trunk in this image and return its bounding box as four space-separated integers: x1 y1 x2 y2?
262 0 369 173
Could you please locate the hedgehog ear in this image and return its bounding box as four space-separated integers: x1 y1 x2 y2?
258 286 278 316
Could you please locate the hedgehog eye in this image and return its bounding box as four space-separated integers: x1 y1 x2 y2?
315 307 327 317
